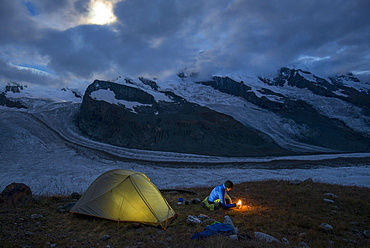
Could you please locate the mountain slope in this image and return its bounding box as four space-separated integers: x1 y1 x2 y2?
78 80 291 157
192 69 370 153
2 67 370 157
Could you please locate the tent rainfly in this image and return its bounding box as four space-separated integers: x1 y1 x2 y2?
70 169 176 229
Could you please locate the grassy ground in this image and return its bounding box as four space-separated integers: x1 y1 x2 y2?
1 180 369 247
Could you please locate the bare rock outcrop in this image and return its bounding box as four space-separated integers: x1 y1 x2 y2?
0 182 32 207
78 80 291 157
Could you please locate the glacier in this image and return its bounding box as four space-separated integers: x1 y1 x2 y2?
1 71 370 195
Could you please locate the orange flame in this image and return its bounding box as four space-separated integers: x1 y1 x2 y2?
237 200 242 208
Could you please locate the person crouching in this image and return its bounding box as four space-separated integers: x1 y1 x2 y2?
201 180 236 210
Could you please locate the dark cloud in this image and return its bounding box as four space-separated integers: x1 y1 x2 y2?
203 0 370 77
0 1 38 44
32 0 89 15
36 25 117 78
0 0 370 87
114 0 204 37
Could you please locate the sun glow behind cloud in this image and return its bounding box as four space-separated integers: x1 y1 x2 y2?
22 0 120 30
88 0 117 25
2 1 370 86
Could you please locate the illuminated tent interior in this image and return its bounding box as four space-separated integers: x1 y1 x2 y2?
70 169 176 229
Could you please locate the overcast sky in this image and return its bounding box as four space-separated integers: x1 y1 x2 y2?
1 0 370 88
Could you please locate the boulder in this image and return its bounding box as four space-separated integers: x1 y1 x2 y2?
0 183 32 207
323 198 335 204
254 232 281 244
363 230 370 238
289 179 302 185
58 202 76 213
30 214 43 219
0 92 27 109
70 192 81 200
323 193 338 198
100 235 110 241
303 178 313 183
319 223 333 233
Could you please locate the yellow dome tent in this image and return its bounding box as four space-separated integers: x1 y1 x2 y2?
70 169 176 229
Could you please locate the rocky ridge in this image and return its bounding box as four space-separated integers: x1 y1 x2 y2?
195 68 370 154
2 67 370 157
78 80 289 157
77 67 370 156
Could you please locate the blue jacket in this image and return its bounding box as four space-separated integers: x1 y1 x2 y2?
208 184 236 208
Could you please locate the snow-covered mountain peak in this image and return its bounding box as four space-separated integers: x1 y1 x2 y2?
2 82 84 103
1 67 370 156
